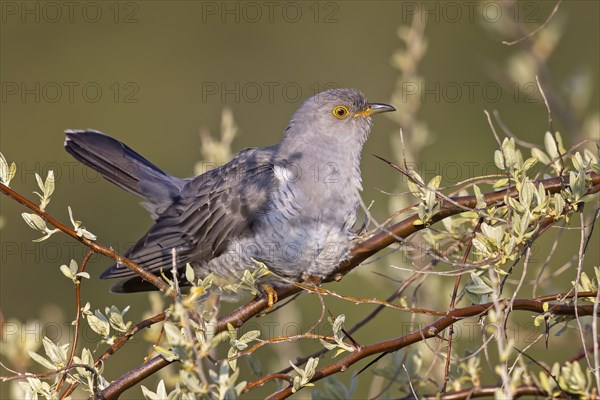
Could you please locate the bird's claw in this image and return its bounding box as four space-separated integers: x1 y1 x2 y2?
261 284 278 309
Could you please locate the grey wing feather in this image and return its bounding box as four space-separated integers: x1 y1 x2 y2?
100 147 276 281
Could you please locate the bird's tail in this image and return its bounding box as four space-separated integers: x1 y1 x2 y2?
64 130 187 218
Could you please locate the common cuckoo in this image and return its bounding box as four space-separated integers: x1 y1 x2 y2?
65 88 395 293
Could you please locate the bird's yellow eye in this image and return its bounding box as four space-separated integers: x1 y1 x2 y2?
332 105 350 119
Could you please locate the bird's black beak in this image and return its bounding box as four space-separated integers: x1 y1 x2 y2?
353 102 396 118
368 103 396 115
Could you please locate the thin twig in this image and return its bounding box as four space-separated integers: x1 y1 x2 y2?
0 183 172 295
399 384 567 400
1 363 98 384
56 251 93 393
59 312 167 399
267 297 597 399
502 0 562 46
442 217 482 393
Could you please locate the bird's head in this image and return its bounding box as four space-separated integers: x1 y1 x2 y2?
284 88 395 146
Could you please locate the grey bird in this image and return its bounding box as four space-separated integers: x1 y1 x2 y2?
65 88 395 294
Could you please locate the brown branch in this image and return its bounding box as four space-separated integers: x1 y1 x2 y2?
92 356 167 400
267 297 598 399
0 183 172 295
570 343 600 363
220 172 600 334
242 374 294 392
56 251 93 393
442 217 483 393
60 312 167 399
93 171 599 399
4 172 599 400
292 281 445 316
94 292 598 400
406 384 575 400
1 363 99 384
535 291 598 303
276 263 434 376
345 172 600 273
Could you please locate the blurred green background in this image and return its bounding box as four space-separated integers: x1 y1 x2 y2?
1 1 598 399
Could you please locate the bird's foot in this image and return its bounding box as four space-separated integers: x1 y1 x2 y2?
261 283 278 308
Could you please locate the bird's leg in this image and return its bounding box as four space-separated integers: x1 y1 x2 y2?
260 284 278 308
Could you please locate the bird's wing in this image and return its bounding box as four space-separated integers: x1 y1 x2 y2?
101 147 276 281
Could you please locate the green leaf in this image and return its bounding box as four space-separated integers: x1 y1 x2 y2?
227 323 237 341
493 178 509 189
22 213 48 232
28 350 56 370
428 175 441 190
34 171 55 211
553 193 565 216
319 338 337 350
473 184 486 209
494 150 505 170
239 330 260 343
76 272 90 280
154 345 180 362
21 212 59 242
472 235 492 257
87 311 110 337
0 152 17 187
60 264 74 280
465 282 494 295
501 138 517 169
332 315 345 334
228 345 238 371
507 196 526 213
68 206 97 240
466 273 494 295
163 322 183 345
291 358 319 393
572 152 585 172
522 157 538 172
141 380 169 400
532 148 551 165
519 181 535 209
185 263 195 284
106 305 131 332
69 259 78 275
554 131 566 154
544 131 559 159
481 222 504 245
42 336 68 366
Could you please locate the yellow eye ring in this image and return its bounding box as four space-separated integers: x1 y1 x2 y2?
332 105 350 119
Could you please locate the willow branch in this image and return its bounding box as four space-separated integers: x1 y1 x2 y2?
60 312 167 399
56 251 93 393
4 172 598 400
0 183 172 295
268 296 598 399
404 384 573 400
